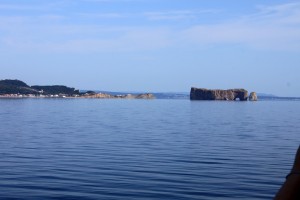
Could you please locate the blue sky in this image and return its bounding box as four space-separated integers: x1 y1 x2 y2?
1 0 300 96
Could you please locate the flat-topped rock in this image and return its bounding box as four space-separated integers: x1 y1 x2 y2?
190 87 248 101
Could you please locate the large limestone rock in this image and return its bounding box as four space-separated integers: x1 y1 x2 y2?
249 92 258 101
190 87 248 101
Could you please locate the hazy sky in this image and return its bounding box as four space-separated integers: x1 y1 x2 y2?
1 0 300 96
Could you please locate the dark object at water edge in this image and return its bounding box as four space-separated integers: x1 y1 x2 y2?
190 87 248 101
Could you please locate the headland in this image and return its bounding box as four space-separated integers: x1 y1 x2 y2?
0 79 155 99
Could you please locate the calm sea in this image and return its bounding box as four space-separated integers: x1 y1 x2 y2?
0 99 299 200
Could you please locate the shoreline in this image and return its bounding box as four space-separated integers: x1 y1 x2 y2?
0 93 155 99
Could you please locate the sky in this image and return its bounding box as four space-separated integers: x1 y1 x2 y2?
1 0 300 96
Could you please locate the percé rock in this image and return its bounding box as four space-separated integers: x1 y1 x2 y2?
190 87 248 101
249 92 258 101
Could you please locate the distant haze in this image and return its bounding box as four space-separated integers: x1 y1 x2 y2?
1 0 300 97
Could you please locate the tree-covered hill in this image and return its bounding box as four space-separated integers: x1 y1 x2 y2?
31 85 79 95
0 79 79 95
0 79 30 87
0 79 38 95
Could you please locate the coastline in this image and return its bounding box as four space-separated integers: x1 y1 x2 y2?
0 93 155 99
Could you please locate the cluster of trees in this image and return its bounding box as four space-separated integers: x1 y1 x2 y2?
0 79 37 95
0 79 79 95
31 86 79 95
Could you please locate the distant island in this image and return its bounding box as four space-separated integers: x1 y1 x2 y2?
0 79 155 99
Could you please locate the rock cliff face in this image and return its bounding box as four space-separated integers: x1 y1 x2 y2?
190 87 248 101
249 92 258 101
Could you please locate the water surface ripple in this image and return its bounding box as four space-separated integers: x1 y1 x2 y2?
0 99 299 199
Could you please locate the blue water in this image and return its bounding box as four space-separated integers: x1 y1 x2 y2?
0 99 299 200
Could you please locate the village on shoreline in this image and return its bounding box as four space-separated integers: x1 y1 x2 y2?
0 79 155 99
0 93 155 99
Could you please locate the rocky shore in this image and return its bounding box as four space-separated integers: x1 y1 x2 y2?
79 93 155 99
0 93 155 99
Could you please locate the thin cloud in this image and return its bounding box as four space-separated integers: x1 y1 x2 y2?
144 9 220 21
77 13 125 19
0 4 42 10
0 2 64 11
2 28 172 53
82 0 145 2
1 2 300 53
257 2 300 14
258 2 300 25
181 2 300 51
